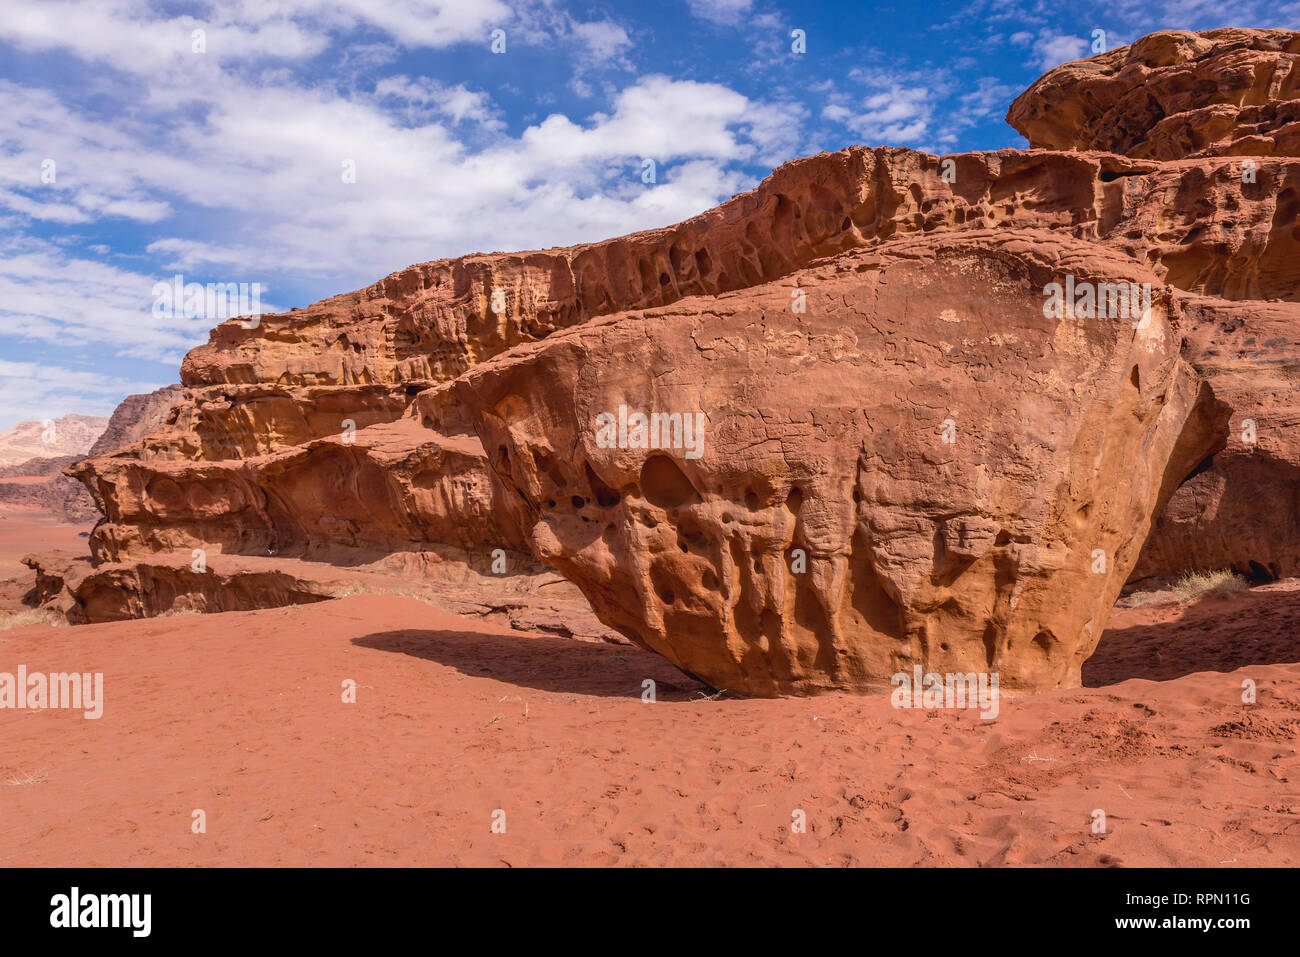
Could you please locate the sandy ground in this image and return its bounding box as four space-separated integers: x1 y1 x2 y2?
0 507 89 582
1 587 1296 867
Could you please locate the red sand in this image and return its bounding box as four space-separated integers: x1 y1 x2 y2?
0 507 89 581
2 591 1296 866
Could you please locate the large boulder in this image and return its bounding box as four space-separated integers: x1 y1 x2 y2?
453 232 1223 694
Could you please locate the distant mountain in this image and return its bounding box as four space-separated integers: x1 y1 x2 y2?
87 386 185 457
0 390 185 525
0 414 109 468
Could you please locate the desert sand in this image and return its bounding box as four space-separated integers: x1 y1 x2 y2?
0 508 87 582
2 591 1295 867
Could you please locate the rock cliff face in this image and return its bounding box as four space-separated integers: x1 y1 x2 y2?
71 144 1300 568
0 393 187 525
1006 28 1300 587
1130 296 1300 584
86 386 186 458
59 28 1300 693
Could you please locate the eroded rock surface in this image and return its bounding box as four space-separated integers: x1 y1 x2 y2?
454 233 1222 694
1132 296 1300 584
1009 28 1300 160
72 145 1300 568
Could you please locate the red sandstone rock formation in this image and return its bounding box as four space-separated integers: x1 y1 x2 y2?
72 145 1300 565
1130 296 1300 584
1008 28 1300 160
0 413 107 523
1007 28 1300 587
0 455 96 523
453 232 1221 693
59 28 1300 693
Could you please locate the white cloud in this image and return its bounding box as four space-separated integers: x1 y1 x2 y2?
958 77 1020 121
0 0 328 69
374 76 504 127
0 66 796 321
0 0 512 69
0 238 221 363
686 0 756 25
1032 31 1089 71
824 85 933 146
519 76 767 166
0 0 811 429
568 19 633 64
273 0 513 49
0 357 159 429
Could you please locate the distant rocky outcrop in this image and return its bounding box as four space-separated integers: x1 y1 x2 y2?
0 390 183 524
0 413 108 468
56 28 1300 693
87 385 185 458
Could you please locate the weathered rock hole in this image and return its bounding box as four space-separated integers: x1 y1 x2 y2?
640 454 699 510
744 490 760 510
650 564 677 606
982 624 998 668
1247 560 1276 583
668 243 686 276
677 516 708 552
583 464 621 508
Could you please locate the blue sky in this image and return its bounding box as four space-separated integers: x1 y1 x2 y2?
1 0 1296 430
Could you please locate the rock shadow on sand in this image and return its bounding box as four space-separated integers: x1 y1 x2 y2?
353 628 708 699
1084 585 1300 686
